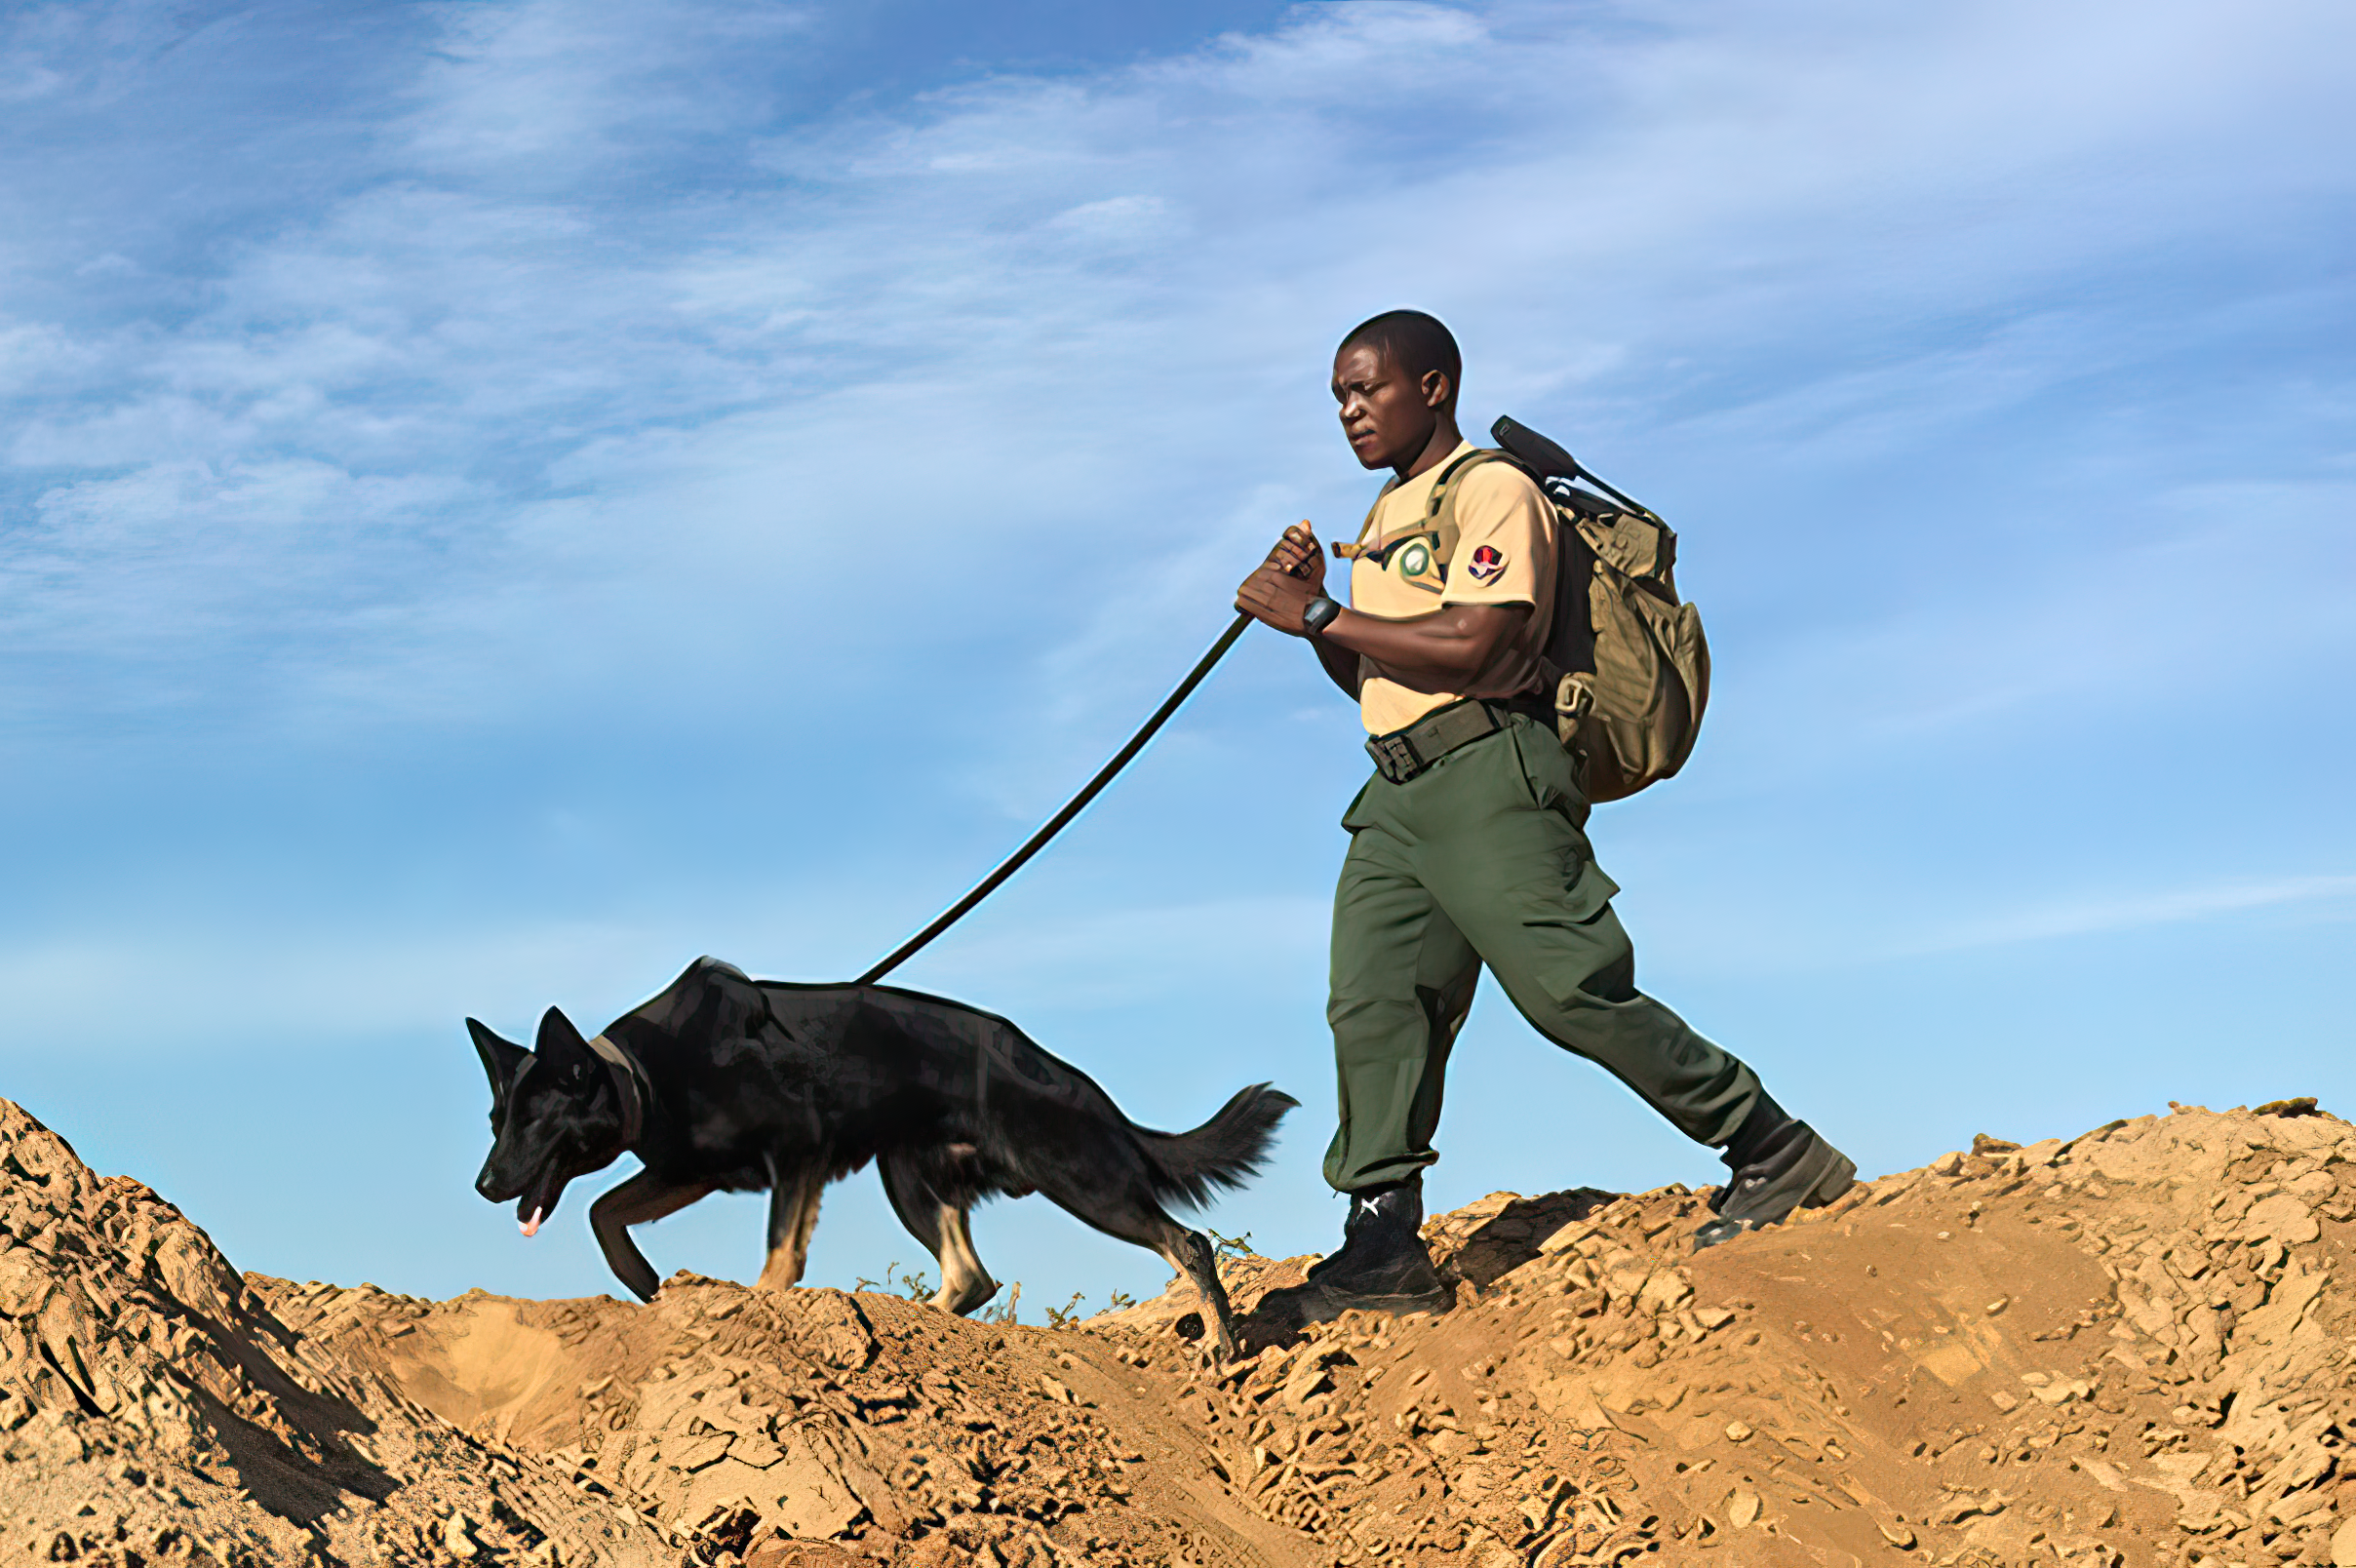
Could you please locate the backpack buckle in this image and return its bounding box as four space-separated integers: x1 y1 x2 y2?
1553 672 1595 746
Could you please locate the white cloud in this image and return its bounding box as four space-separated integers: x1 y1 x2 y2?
9 1 2347 740
4 459 471 663
3 0 2352 968
1908 875 2356 957
402 0 813 176
2 0 2352 1311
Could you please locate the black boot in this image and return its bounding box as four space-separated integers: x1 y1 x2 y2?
1304 1178 1421 1281
1300 1178 1452 1321
1692 1092 1857 1250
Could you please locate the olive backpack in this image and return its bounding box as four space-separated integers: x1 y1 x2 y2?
1343 416 1709 803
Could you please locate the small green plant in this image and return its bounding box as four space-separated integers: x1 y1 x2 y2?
884 1262 933 1302
980 1281 1022 1325
852 1275 880 1294
1041 1292 1086 1329
1106 1289 1136 1311
1207 1229 1257 1260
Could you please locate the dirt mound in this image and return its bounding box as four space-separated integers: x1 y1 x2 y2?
0 1097 667 1566
265 1274 1308 1568
14 1095 2356 1567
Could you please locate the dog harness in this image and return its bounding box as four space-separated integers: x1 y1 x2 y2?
587 1034 651 1147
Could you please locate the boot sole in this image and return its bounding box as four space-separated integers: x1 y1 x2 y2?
1296 1280 1454 1325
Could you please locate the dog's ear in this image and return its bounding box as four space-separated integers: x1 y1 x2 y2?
467 1018 530 1117
534 1006 600 1096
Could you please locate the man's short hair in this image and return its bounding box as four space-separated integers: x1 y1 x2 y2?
1338 310 1461 400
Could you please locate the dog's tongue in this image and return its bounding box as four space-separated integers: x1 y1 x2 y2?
520 1206 543 1238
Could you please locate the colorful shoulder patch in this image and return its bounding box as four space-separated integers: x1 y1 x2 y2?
1466 544 1507 583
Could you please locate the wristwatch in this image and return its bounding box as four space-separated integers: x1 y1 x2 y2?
1300 596 1342 637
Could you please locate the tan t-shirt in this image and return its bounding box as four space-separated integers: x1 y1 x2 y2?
1348 442 1555 735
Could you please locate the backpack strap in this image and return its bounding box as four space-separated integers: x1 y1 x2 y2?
1333 449 1551 578
1425 448 1539 566
1422 447 1520 522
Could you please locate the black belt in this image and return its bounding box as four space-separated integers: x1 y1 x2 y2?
1365 694 1547 785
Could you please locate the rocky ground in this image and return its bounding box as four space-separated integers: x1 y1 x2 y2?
7 1093 2356 1567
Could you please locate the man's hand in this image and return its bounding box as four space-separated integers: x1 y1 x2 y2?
1266 523 1325 594
1236 523 1325 635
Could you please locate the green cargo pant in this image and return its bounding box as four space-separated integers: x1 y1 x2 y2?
1322 713 1761 1194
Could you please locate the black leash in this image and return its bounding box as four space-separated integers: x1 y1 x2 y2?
858 421 1630 986
857 610 1254 986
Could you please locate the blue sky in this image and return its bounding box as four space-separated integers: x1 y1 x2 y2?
3 0 2351 1316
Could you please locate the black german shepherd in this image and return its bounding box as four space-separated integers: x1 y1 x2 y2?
467 958 1294 1357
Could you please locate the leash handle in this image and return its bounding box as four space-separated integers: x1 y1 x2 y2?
857 610 1255 986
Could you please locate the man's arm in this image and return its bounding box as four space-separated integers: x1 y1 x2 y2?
1237 524 1529 690
1308 632 1360 697
1318 601 1531 689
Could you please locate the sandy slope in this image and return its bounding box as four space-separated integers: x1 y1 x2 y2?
8 1094 2356 1567
0 1098 668 1566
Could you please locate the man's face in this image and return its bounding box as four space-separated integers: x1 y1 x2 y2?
1332 340 1443 472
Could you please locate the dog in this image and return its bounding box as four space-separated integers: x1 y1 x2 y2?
467 957 1295 1358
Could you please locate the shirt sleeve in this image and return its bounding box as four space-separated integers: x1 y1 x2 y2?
1441 461 1552 608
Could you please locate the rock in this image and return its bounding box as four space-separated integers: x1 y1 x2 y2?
1728 1490 1761 1528
1879 1520 1917 1548
1431 1430 1474 1461
1537 1221 1589 1255
1724 1422 1752 1442
1636 1272 1694 1315
2010 1138 2065 1170
1529 1375 1620 1431
747 1542 865 1568
1933 1493 2007 1525
2332 1515 2356 1568
2243 1193 2321 1245
440 1512 484 1558
1280 1354 1335 1414
668 1431 734 1472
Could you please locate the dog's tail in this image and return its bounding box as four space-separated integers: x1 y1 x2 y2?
1133 1083 1299 1210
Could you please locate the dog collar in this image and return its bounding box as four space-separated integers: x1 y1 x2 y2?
585 1033 649 1147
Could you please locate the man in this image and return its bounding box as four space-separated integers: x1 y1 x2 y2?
1235 309 1854 1320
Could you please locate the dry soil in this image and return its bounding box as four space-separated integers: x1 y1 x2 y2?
7 1094 2356 1568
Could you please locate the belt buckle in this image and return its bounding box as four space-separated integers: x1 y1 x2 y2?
1367 732 1421 783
